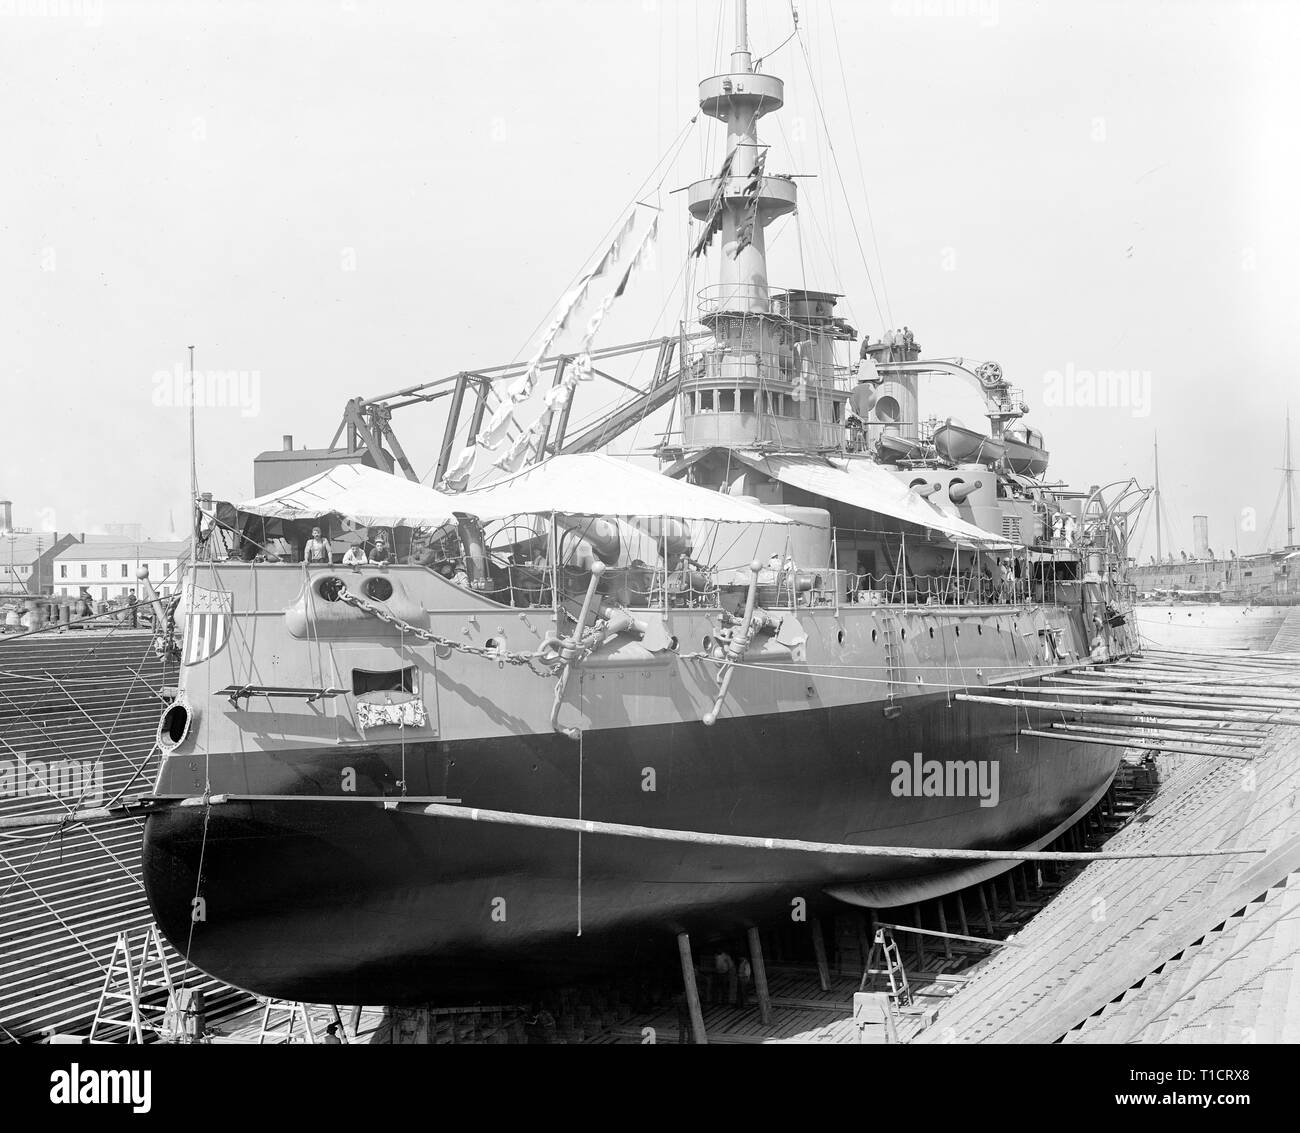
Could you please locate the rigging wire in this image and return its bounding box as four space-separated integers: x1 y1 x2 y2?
827 0 894 329
793 12 889 331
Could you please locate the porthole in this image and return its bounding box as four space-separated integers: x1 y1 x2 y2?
363 577 394 602
837 630 845 645
157 697 195 752
900 628 907 641
928 627 935 639
317 576 345 602
871 629 878 644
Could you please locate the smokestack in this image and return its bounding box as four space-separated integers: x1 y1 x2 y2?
1193 515 1209 559
282 434 294 451
0 500 10 533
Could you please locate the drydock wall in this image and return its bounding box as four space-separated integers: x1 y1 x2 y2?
0 632 245 1041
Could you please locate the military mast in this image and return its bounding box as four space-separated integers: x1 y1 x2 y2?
678 0 853 462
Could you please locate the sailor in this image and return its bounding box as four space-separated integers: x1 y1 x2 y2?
125 590 138 629
450 560 470 588
858 333 872 360
714 950 737 1006
342 542 367 568
304 526 331 564
882 328 896 361
902 326 915 355
323 1023 342 1045
737 955 753 1009
368 533 391 565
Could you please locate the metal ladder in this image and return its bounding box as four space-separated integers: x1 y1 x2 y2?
860 927 912 1007
879 614 903 705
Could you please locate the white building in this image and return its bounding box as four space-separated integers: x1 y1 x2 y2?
52 540 190 604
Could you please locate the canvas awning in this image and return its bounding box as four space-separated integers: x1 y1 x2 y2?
237 464 457 528
735 452 1015 550
455 453 794 524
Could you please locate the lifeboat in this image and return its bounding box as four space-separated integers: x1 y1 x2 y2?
933 419 1005 468
1003 426 1050 477
876 431 927 462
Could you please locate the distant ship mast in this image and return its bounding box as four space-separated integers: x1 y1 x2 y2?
1285 406 1295 547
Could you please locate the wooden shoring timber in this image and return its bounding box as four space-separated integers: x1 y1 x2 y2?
1132 662 1300 676
954 693 1300 727
1043 714 1268 738
876 921 1021 949
1022 730 1253 761
1139 647 1300 667
407 803 1262 862
1045 675 1300 701
993 684 1300 712
1114 664 1300 683
1115 660 1300 681
1048 723 1261 748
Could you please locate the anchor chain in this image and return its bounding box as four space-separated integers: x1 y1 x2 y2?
334 585 546 669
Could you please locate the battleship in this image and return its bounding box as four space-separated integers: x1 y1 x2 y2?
139 1 1149 1005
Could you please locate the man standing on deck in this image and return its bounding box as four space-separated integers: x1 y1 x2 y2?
305 527 331 564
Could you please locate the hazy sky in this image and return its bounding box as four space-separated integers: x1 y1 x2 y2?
2 0 1296 559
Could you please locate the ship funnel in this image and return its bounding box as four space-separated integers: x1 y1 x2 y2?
0 500 11 533
282 434 294 451
1193 514 1209 559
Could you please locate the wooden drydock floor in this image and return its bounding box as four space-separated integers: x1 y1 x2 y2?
911 721 1300 1044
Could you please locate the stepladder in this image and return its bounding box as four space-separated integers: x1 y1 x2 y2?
89 925 177 1044
860 926 912 1007
257 1000 318 1044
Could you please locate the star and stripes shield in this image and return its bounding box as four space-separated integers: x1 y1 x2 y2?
183 584 233 666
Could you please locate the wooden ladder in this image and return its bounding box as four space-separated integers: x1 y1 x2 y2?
89 925 177 1044
860 927 912 1007
257 1000 317 1044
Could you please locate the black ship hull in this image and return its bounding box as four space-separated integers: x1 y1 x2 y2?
142 690 1118 1004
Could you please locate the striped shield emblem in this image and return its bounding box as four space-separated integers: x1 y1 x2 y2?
183 584 233 666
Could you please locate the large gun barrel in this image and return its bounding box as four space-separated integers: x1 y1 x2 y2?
949 479 984 505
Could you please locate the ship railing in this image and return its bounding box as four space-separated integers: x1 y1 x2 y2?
846 571 1032 608
682 345 855 396
528 564 1037 617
